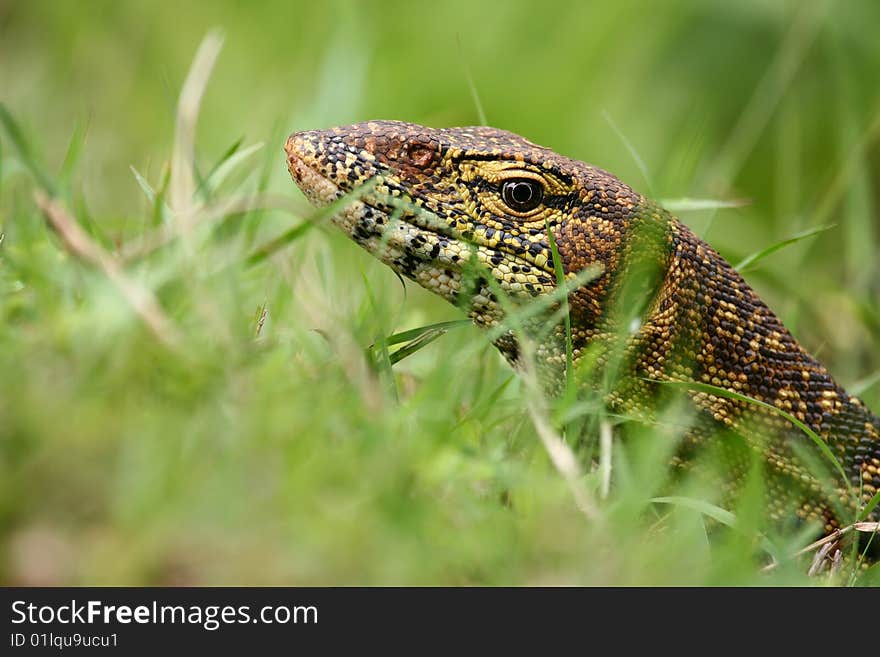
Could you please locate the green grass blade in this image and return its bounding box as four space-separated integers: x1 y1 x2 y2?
661 197 750 212
734 224 837 273
245 221 316 266
603 110 654 197
651 496 738 527
653 496 786 561
457 34 487 126
483 264 603 346
850 369 880 397
856 488 880 523
204 141 263 193
387 328 446 365
131 165 172 225
703 0 829 186
658 379 850 490
130 165 157 203
546 219 573 394
361 272 398 403
242 122 283 246
204 136 243 181
0 103 57 196
153 165 172 227
246 178 377 266
171 30 223 213
59 117 90 192
382 320 471 348
374 320 471 366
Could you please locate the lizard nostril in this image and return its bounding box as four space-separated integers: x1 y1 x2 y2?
408 145 433 168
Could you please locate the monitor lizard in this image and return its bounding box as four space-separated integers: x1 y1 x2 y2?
284 120 879 544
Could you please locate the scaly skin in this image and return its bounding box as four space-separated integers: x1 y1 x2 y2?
284 120 880 537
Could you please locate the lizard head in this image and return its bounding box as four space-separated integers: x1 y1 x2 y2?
285 120 650 334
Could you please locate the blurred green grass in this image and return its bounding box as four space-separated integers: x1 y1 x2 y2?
1 0 878 585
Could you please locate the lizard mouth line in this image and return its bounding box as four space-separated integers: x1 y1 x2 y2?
288 149 460 252
287 150 559 293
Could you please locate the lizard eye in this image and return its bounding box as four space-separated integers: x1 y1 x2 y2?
501 179 544 213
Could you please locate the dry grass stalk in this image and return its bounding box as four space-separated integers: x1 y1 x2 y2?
35 191 182 348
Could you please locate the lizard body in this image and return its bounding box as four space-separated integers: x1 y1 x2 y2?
285 120 880 536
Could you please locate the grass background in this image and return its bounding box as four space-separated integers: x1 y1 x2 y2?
1 0 878 585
